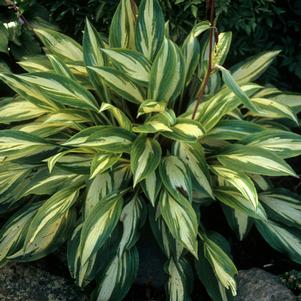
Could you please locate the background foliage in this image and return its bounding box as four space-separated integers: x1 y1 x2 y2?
38 0 301 92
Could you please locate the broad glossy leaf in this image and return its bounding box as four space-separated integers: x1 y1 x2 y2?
159 156 192 201
131 135 161 186
80 194 123 266
90 153 121 179
88 66 144 104
94 247 139 301
63 126 136 153
217 145 296 177
34 27 83 62
256 220 301 264
217 65 258 112
211 165 258 209
173 142 213 198
101 48 151 85
149 38 185 104
83 19 109 101
260 189 301 228
109 0 136 49
215 187 267 220
249 97 298 124
231 50 281 84
182 21 210 85
136 0 164 60
159 190 198 257
241 130 301 159
202 232 237 296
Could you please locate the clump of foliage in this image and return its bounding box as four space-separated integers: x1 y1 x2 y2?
281 270 301 299
1 0 301 300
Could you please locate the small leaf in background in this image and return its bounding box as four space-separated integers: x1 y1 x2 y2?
0 23 9 53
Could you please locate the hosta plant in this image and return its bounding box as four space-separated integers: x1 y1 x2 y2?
1 0 301 300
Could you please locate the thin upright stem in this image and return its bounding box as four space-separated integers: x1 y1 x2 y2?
191 0 216 120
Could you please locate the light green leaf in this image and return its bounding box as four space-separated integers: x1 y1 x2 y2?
141 171 161 206
47 54 76 80
88 66 144 104
109 0 136 49
136 0 165 60
231 50 281 84
137 99 166 117
159 156 192 201
101 48 151 85
217 144 297 177
34 27 83 62
159 190 198 257
149 38 185 104
217 65 258 112
211 165 258 209
131 135 161 187
213 32 232 66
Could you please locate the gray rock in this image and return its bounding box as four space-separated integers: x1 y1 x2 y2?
0 263 88 301
237 268 296 301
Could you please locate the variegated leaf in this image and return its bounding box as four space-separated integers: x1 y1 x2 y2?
88 66 144 104
201 232 238 296
137 99 166 117
173 142 213 198
90 153 121 179
83 19 109 101
119 195 145 254
231 50 281 84
148 38 185 104
259 189 301 228
217 144 296 177
63 126 136 153
47 54 76 80
159 189 198 257
141 171 161 206
211 165 258 209
217 65 258 112
213 32 232 66
94 247 138 301
109 0 136 49
249 97 298 124
131 135 161 187
101 48 151 85
182 21 210 85
136 0 164 60
159 156 192 201
215 187 267 220
34 27 83 62
256 220 301 264
80 194 123 266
